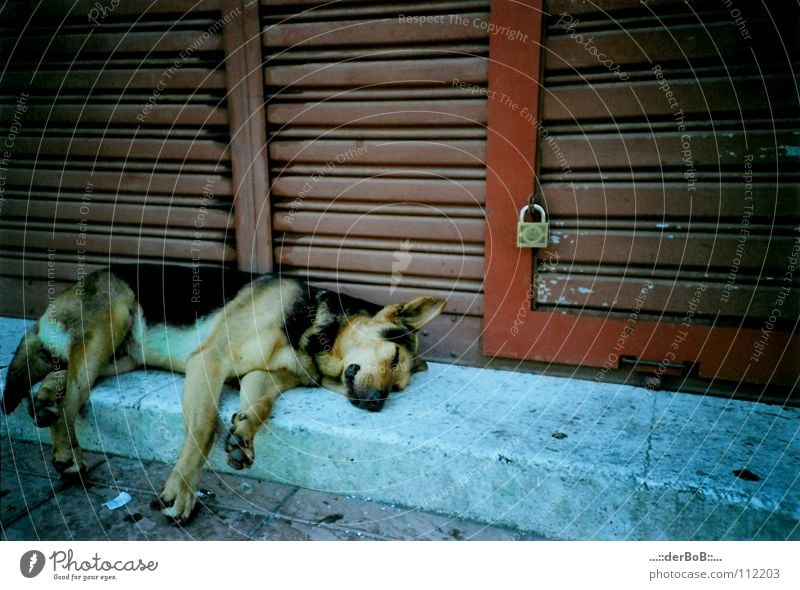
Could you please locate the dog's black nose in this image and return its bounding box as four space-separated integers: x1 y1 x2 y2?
357 390 386 413
344 364 360 380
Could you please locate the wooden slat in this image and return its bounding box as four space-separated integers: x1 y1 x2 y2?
269 139 486 165
265 57 488 88
0 229 236 262
273 201 482 219
268 87 490 101
536 275 797 318
548 230 795 269
0 257 235 282
1 69 226 90
276 246 483 280
545 0 680 13
2 31 223 57
273 211 485 242
13 137 229 162
280 235 484 257
0 103 227 127
270 176 485 205
1 0 221 18
274 163 486 179
0 258 104 282
282 266 483 290
271 126 486 139
545 22 760 71
2 199 231 230
264 13 488 47
543 76 796 120
2 219 224 240
261 0 490 10
267 99 487 126
540 130 800 170
261 43 489 64
3 168 233 196
542 183 800 219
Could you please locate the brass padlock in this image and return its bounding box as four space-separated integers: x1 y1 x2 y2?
517 203 549 248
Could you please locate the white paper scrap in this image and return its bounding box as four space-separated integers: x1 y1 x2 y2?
103 491 132 510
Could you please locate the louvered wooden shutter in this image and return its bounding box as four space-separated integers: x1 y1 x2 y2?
262 0 491 358
0 0 258 315
536 0 799 323
483 0 798 396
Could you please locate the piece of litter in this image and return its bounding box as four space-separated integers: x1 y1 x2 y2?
103 491 132 510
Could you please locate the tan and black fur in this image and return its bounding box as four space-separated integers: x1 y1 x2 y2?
1 264 444 523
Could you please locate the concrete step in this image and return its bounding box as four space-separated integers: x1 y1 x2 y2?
1 317 797 540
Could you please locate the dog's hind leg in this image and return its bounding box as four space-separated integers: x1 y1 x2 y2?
225 369 300 470
33 354 136 428
1 328 56 416
97 356 138 378
49 302 133 480
159 348 230 523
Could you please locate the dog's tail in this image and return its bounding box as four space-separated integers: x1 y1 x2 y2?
2 327 53 415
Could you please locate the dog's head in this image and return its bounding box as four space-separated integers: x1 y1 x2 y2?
330 296 445 412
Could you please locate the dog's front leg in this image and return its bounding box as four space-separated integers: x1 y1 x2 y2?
225 369 300 470
160 349 228 523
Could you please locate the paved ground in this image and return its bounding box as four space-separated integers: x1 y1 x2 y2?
1 439 542 541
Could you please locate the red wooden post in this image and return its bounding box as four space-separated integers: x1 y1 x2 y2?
222 0 272 272
483 0 544 356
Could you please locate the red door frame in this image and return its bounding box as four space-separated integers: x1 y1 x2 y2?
482 0 797 386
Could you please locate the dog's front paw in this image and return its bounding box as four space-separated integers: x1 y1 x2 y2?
225 429 254 470
225 413 254 470
158 475 197 524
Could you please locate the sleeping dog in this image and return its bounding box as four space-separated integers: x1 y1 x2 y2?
1 264 444 523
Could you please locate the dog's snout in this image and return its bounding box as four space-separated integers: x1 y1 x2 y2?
356 390 386 413
344 364 360 380
347 388 387 412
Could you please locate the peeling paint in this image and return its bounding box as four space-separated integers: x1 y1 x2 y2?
778 145 800 158
576 287 593 294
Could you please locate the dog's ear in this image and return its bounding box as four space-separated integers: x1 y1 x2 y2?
412 356 429 373
378 296 445 331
